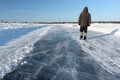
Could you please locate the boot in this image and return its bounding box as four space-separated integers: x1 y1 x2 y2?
80 35 83 39
84 36 86 40
80 32 83 40
84 33 87 40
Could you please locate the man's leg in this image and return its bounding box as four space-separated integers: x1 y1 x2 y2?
84 27 88 40
84 32 87 40
80 27 84 39
80 32 83 39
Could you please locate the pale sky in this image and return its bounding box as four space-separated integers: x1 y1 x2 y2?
0 0 120 22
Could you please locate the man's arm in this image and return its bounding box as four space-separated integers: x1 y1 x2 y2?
88 14 91 26
78 14 82 26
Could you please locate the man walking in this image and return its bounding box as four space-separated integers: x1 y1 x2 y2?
78 7 91 40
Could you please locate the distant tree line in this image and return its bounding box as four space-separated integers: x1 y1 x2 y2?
0 20 8 23
0 20 120 24
32 21 120 24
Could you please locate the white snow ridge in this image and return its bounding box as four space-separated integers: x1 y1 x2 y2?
0 23 120 80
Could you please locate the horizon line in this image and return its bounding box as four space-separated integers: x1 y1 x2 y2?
0 20 120 23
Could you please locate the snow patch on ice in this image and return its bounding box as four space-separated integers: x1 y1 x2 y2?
50 23 120 74
59 24 120 74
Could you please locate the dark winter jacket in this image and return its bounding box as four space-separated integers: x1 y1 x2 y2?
78 7 91 27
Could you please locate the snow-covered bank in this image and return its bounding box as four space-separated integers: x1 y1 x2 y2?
0 23 53 78
0 23 120 79
65 23 120 74
89 23 120 35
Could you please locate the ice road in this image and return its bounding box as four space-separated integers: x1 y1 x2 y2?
0 24 120 80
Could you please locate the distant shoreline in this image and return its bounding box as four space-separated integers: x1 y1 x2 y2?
0 21 120 24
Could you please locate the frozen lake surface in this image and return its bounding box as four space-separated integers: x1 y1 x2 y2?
0 23 120 80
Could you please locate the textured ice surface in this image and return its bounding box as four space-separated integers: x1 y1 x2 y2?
0 24 51 79
2 27 120 80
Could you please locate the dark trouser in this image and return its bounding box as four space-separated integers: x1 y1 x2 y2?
80 26 88 33
80 26 88 40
